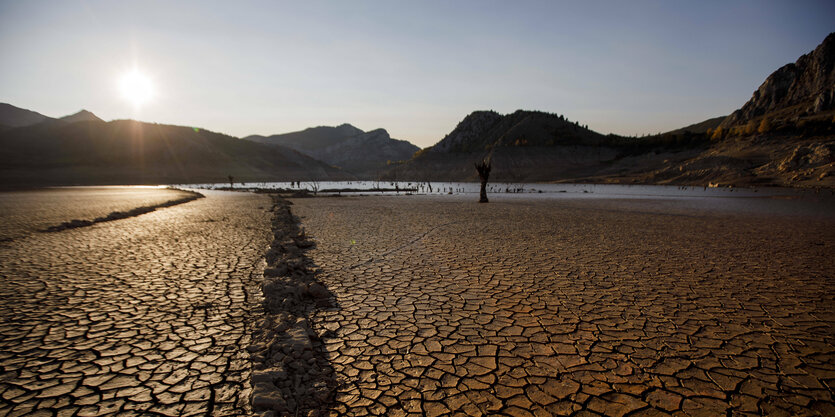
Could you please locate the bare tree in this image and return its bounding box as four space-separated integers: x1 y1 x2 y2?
307 180 320 195
474 158 491 203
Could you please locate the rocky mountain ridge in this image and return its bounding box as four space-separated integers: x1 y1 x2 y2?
245 124 419 177
720 32 835 127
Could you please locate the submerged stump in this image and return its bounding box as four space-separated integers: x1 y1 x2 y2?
475 159 491 203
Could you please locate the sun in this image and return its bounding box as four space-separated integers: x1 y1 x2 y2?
118 70 154 107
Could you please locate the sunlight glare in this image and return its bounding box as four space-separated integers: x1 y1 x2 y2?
118 70 154 107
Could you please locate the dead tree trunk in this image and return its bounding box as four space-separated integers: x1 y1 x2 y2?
475 159 491 203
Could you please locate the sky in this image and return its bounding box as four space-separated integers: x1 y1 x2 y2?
1 1 833 148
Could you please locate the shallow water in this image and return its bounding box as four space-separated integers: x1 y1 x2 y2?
185 181 835 219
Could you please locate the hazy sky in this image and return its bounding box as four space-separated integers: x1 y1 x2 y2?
1 1 833 147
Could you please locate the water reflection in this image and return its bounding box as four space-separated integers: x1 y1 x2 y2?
180 181 835 219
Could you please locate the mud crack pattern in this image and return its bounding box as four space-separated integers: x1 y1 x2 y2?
0 191 272 416
293 196 835 417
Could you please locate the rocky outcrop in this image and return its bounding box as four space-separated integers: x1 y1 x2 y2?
773 142 835 183
721 32 835 127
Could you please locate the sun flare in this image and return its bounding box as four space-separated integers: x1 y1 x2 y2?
118 70 154 107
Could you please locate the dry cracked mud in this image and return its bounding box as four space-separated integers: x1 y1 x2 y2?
0 190 272 416
2 189 834 417
291 195 835 417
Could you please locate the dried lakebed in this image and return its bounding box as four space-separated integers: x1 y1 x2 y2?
1 188 833 416
0 189 272 416
289 194 835 416
0 187 199 242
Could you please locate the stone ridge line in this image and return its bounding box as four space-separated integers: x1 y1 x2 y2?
40 189 204 233
249 195 336 415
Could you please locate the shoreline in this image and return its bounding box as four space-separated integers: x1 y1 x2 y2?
40 189 204 233
4 176 834 194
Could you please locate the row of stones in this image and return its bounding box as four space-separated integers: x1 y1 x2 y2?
249 195 336 416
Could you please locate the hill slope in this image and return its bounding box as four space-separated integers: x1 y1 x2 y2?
59 110 103 124
390 110 615 181
245 124 419 177
665 116 726 135
0 119 351 187
0 103 54 128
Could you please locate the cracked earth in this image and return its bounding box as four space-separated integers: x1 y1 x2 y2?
292 195 835 416
0 190 272 416
1 189 833 416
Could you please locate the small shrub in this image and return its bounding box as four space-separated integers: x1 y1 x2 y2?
711 127 724 140
758 117 772 134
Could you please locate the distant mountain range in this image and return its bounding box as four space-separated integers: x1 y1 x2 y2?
244 124 419 177
0 103 53 128
0 104 103 129
0 106 351 187
2 33 832 188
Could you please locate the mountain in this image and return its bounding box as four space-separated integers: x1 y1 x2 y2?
0 103 54 127
389 110 614 181
59 109 103 124
428 110 605 153
0 119 352 187
0 104 104 129
593 34 835 189
392 33 835 188
720 32 835 128
246 124 363 151
244 124 419 177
